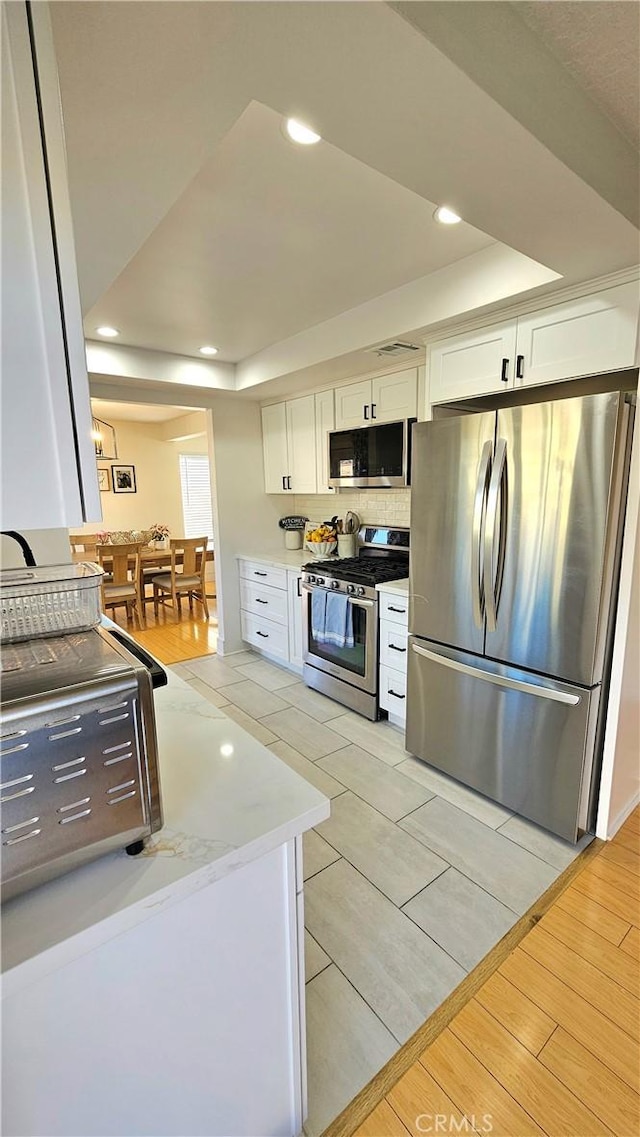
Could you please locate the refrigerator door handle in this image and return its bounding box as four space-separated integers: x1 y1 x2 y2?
483 437 508 632
471 440 493 629
411 644 581 705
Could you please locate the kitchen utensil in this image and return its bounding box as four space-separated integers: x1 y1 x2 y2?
345 511 360 534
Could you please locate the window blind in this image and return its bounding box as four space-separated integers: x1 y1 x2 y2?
179 454 214 543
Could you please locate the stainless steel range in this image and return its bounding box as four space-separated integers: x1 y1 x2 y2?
302 526 409 719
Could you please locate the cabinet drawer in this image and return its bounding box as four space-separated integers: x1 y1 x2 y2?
240 610 289 661
379 665 407 719
379 620 408 671
239 560 288 591
240 579 288 625
379 592 409 627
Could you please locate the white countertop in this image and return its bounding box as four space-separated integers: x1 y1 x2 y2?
237 548 312 571
376 578 410 595
2 671 329 990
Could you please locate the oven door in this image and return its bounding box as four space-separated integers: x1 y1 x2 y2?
302 584 378 695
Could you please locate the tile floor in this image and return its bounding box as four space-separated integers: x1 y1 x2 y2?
170 650 592 1137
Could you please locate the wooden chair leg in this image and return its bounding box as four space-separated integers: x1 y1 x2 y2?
200 590 209 619
153 584 159 618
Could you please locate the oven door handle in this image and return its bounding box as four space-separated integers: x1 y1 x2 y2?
301 583 374 609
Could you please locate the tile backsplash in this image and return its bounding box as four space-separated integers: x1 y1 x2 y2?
293 490 410 529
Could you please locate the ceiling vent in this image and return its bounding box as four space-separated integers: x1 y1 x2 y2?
369 341 421 358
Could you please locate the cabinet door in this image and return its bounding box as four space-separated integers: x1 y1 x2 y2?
286 395 317 494
334 380 372 429
1 3 100 529
262 403 290 493
287 571 304 669
515 283 640 388
314 390 335 494
428 322 517 404
371 369 418 422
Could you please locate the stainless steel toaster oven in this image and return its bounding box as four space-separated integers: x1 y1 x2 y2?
1 625 165 902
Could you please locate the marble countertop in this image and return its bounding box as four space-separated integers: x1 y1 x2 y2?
237 548 312 571
2 671 329 989
376 578 410 595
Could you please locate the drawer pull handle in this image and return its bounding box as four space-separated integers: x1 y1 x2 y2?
389 644 407 653
255 598 268 605
256 631 269 638
388 606 406 614
254 571 268 577
388 690 406 700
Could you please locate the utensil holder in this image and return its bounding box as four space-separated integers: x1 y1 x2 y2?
337 534 356 559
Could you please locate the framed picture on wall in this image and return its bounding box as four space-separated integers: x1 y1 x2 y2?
111 464 137 494
97 468 111 492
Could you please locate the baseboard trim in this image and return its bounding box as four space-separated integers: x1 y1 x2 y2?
608 790 640 839
320 834 604 1137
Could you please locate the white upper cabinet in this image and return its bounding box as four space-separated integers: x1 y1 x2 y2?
285 395 317 493
314 389 335 494
428 282 639 405
515 283 640 389
262 403 290 493
262 395 317 494
371 369 418 422
334 379 372 430
428 323 518 403
335 369 418 429
1 3 100 530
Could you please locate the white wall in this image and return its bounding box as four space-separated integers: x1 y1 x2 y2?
78 416 208 539
207 396 282 655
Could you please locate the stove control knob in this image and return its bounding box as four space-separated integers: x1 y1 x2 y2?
356 586 365 597
346 584 356 595
316 576 325 586
308 574 316 584
331 580 340 590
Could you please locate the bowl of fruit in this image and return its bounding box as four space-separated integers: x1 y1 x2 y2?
305 522 338 558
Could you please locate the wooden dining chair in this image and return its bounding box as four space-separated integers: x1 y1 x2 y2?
97 542 146 629
69 533 101 561
152 537 209 621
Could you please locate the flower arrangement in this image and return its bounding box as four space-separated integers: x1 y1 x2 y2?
96 531 110 545
150 523 170 541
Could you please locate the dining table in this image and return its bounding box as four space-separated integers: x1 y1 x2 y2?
72 546 215 602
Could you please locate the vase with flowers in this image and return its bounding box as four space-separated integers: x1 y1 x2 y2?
150 523 170 550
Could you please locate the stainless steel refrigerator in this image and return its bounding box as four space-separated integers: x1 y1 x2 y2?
407 390 635 842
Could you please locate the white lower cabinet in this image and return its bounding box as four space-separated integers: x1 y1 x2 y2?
377 590 409 727
238 558 304 672
287 571 304 670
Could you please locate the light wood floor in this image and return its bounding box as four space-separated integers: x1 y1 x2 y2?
108 597 218 664
339 807 640 1137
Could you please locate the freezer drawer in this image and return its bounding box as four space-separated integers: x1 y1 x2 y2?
406 637 598 842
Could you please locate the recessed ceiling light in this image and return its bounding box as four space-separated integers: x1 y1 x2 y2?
434 206 462 225
199 345 218 356
96 326 119 337
285 118 321 146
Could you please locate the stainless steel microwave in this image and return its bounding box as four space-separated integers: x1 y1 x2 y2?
328 419 414 488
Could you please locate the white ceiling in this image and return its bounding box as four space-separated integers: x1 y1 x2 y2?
51 1 639 393
91 399 196 424
517 1 640 149
85 101 494 362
